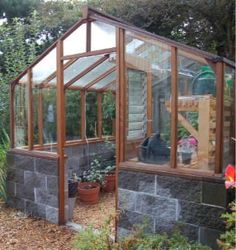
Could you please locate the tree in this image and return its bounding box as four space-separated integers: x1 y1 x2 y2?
0 12 40 139
90 0 235 60
0 0 42 19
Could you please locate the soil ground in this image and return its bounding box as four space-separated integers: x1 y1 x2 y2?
72 191 115 229
0 192 115 249
0 202 74 249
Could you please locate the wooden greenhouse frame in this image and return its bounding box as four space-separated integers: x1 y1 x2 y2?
9 6 235 228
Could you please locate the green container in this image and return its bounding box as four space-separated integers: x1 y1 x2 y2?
192 65 216 96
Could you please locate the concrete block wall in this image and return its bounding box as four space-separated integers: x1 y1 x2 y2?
118 170 229 250
65 141 115 178
6 152 59 224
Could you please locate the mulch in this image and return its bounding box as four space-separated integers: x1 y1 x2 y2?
0 201 74 250
0 192 115 250
72 191 115 230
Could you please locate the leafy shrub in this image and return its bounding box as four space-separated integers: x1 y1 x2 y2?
73 217 118 250
217 201 236 250
73 219 211 250
0 130 10 200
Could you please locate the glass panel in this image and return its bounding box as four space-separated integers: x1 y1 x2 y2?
124 31 171 164
102 91 116 136
63 23 86 56
177 50 216 172
65 90 81 140
223 65 235 169
42 88 57 146
93 71 116 90
74 59 115 87
86 92 97 138
91 21 116 50
63 55 104 85
14 83 28 147
32 48 56 84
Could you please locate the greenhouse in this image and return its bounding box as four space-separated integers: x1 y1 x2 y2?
7 6 235 248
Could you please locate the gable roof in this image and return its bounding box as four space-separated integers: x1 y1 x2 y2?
11 5 235 85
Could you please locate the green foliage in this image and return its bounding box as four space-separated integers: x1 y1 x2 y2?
102 91 116 136
0 0 41 19
217 201 236 250
178 112 198 139
73 219 211 250
65 90 81 140
73 217 116 250
0 12 40 140
94 0 235 60
86 92 98 138
0 130 10 200
81 158 115 184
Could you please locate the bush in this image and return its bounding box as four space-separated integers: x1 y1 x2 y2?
73 217 118 250
217 201 236 250
0 130 10 200
73 219 211 250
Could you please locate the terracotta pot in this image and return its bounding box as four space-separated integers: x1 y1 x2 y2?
78 182 100 204
103 173 116 192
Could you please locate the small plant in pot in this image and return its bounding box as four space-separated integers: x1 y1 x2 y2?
102 165 116 193
78 162 104 205
178 136 197 165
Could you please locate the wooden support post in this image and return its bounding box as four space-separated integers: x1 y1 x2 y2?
80 90 86 140
56 40 65 225
27 69 33 150
170 46 178 168
38 89 43 146
97 93 102 138
115 27 125 241
10 83 15 148
86 21 91 52
147 71 152 136
215 61 224 174
117 28 126 163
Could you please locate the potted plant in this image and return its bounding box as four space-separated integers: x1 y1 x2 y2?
102 165 116 192
178 136 197 165
77 161 104 205
68 173 78 220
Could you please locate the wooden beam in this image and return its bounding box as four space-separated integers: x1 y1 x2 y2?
147 71 152 136
38 58 78 88
215 61 224 174
56 40 65 225
86 21 91 52
10 84 15 148
38 89 43 146
62 47 116 61
170 46 178 169
99 80 116 92
27 69 33 150
84 66 116 90
80 90 86 140
97 93 102 138
64 55 109 89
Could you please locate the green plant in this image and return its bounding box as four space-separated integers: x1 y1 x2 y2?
217 201 236 250
0 130 10 200
102 91 116 136
80 159 105 184
178 112 198 139
73 218 211 250
120 226 211 250
73 216 118 250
